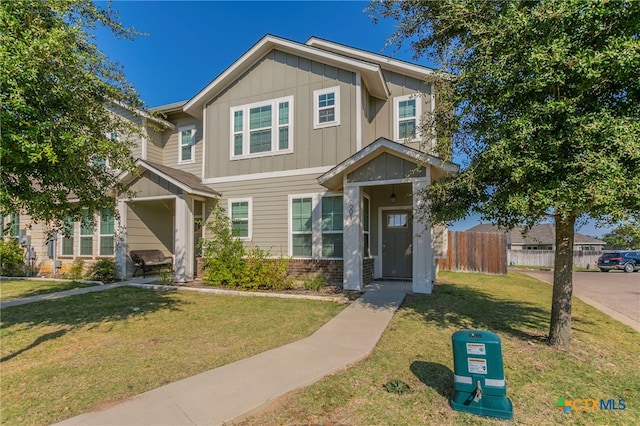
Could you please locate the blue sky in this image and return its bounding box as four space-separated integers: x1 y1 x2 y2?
93 1 612 237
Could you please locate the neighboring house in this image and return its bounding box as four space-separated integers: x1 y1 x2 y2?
5 35 458 294
467 224 605 251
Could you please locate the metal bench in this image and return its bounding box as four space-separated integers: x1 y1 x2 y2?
129 249 173 278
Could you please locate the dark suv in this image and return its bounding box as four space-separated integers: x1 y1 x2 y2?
597 251 640 273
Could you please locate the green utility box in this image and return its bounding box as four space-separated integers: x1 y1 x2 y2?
450 330 513 419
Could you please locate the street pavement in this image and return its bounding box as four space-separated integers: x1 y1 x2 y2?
519 270 639 331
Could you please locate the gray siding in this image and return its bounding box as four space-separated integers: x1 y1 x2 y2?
204 50 357 179
347 153 426 183
162 112 202 177
145 126 164 164
364 70 433 150
210 174 329 256
126 170 182 198
125 201 174 274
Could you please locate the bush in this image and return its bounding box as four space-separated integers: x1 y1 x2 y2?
63 258 85 280
0 239 25 276
88 259 117 283
303 274 326 291
201 205 290 291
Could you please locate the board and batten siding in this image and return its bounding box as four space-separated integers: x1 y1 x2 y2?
203 50 356 179
126 170 182 198
363 70 433 151
161 112 203 177
209 174 329 257
144 126 164 164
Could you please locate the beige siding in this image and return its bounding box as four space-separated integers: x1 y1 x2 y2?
125 201 174 275
126 170 182 198
145 126 164 164
161 112 202 177
106 104 144 160
204 50 357 179
209 174 328 256
347 153 426 183
365 70 433 149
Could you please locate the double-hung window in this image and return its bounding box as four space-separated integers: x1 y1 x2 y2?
99 209 115 256
313 86 340 129
80 209 94 256
179 125 195 163
61 216 74 256
394 94 422 142
291 197 313 257
229 198 251 240
321 196 343 258
231 96 293 159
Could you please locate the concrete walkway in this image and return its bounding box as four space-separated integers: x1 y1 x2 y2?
50 282 408 425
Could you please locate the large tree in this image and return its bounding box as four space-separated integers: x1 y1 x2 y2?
1 0 143 228
371 0 640 348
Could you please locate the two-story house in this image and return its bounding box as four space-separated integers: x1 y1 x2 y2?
9 35 457 294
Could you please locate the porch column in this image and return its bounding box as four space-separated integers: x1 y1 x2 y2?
115 199 127 280
174 194 194 282
412 178 433 294
343 185 362 291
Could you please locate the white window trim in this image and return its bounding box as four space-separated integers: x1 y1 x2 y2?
228 198 252 241
59 220 76 257
394 93 422 142
288 192 344 260
230 95 294 160
363 194 371 258
313 86 340 129
320 194 344 259
99 210 116 257
79 211 94 257
178 125 196 164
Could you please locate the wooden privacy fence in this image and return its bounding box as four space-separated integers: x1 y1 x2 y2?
507 250 601 268
439 231 507 274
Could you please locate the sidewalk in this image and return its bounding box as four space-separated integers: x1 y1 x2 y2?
52 282 407 425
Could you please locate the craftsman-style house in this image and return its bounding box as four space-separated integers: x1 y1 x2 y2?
4 35 457 294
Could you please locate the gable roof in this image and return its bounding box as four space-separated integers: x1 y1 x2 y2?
305 37 440 81
318 137 458 190
183 34 390 118
121 160 220 198
466 224 605 246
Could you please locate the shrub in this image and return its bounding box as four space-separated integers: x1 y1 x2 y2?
63 258 85 280
243 247 291 291
200 205 290 291
0 239 25 276
88 259 117 283
201 205 248 287
303 274 326 291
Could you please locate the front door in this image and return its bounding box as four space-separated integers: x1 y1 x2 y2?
382 210 412 278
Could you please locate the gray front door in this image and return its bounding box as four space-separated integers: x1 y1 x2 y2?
382 210 412 278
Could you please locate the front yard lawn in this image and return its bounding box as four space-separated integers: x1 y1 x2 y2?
0 279 98 301
241 271 639 426
0 287 345 425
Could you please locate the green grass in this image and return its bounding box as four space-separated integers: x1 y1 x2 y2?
241 271 639 426
0 279 98 301
0 287 345 425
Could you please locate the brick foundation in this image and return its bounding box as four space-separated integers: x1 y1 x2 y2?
197 257 375 287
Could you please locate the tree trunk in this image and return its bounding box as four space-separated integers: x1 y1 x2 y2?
549 214 576 349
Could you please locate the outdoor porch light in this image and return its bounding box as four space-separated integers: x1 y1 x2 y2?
390 185 397 203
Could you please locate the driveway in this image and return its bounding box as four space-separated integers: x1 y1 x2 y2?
519 270 640 331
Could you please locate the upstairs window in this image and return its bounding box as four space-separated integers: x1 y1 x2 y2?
314 86 340 129
231 96 293 159
394 94 422 142
179 125 195 163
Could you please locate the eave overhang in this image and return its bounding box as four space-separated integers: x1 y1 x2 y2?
183 34 390 118
317 137 459 191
